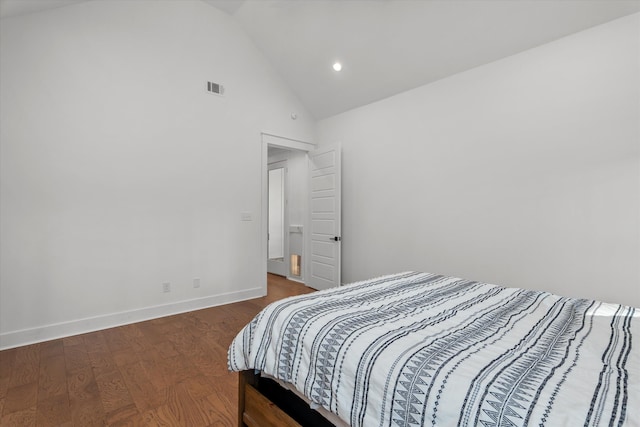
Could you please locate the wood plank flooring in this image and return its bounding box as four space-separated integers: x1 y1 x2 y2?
0 274 314 426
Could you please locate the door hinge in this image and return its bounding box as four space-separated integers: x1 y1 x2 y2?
332 236 341 242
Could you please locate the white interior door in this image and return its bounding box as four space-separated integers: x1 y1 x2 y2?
268 160 288 276
307 144 341 290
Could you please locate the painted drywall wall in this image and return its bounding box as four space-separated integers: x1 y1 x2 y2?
283 151 309 229
0 0 315 349
318 13 640 307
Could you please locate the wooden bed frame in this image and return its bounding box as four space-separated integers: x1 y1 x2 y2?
238 370 336 427
238 370 302 427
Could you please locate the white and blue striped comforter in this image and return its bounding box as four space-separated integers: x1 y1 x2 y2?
228 272 639 426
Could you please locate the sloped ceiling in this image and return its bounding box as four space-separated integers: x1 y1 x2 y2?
224 0 640 119
2 0 639 119
0 0 87 18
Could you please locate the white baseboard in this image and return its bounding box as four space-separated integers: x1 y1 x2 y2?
0 287 264 350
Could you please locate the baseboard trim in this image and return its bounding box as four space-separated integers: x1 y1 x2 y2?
0 287 264 350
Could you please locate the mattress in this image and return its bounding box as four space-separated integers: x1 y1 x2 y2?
228 272 639 426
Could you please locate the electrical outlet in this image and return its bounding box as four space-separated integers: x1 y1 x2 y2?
193 278 200 288
162 282 171 293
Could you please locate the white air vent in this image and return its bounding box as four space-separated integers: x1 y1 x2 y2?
206 81 225 96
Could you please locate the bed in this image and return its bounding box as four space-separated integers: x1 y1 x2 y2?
228 272 638 426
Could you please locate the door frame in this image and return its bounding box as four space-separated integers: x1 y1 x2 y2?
261 133 316 288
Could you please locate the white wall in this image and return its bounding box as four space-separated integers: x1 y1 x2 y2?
0 0 315 349
317 14 640 307
284 151 309 228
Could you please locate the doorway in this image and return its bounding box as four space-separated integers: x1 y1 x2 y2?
261 134 315 287
260 133 342 291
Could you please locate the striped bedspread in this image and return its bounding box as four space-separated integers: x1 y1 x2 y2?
228 272 638 426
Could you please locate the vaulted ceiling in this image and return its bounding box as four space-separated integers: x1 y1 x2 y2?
2 0 639 119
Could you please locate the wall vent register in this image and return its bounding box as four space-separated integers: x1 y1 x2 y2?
206 81 225 96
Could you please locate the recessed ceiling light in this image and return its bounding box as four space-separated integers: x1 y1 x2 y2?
332 62 342 72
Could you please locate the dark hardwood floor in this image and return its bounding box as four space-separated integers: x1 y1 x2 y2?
0 274 314 426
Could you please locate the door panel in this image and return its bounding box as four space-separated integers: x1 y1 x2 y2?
311 219 335 235
311 261 334 282
311 197 335 213
312 241 335 259
307 144 341 290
